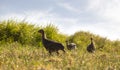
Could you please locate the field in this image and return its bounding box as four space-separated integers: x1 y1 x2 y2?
0 20 120 70
0 42 120 70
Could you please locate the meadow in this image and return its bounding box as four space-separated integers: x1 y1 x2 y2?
0 20 120 70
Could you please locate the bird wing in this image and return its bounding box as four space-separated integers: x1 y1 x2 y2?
43 39 60 48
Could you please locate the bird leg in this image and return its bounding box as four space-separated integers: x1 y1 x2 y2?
56 51 59 55
62 49 66 53
49 51 52 55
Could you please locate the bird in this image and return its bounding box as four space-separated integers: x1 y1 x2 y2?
38 29 65 55
66 40 76 50
87 37 95 53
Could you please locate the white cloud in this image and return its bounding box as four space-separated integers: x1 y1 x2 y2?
0 9 56 25
58 2 81 13
0 13 25 21
88 0 120 22
81 22 120 40
84 0 120 40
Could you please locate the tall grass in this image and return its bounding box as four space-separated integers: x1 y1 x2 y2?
0 20 67 47
0 20 38 45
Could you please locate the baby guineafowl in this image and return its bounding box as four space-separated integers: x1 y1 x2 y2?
66 40 76 50
87 37 95 53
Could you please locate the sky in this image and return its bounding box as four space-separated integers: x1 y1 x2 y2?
0 0 120 40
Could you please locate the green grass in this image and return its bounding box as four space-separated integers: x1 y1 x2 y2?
0 42 119 70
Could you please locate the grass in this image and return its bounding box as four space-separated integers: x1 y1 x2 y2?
0 42 119 70
0 20 120 70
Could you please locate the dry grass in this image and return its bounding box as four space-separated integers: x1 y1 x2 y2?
0 42 120 70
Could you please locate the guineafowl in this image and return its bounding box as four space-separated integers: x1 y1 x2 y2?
87 37 95 53
38 29 65 55
66 40 76 50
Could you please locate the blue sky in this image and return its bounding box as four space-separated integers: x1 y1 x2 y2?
0 0 120 40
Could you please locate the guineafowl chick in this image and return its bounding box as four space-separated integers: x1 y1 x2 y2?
87 37 95 53
66 40 76 50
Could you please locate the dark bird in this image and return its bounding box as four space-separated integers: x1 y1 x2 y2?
66 40 76 50
38 29 65 55
87 37 95 53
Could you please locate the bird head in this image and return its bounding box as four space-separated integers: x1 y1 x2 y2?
90 37 93 41
65 40 68 42
38 29 44 34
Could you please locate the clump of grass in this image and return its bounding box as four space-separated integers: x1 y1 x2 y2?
0 20 38 45
0 20 67 47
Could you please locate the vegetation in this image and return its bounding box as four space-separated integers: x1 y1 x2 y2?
0 20 120 70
